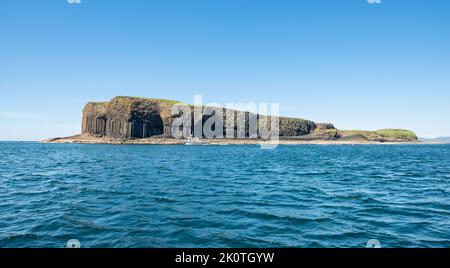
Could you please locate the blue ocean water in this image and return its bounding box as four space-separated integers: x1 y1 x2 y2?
0 142 449 248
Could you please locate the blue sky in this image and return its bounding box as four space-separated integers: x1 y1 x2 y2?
1 0 449 140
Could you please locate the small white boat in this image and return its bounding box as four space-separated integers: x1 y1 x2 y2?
185 136 209 145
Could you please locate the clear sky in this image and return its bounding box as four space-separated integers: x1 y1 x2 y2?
1 0 449 140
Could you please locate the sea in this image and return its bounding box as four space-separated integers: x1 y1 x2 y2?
0 142 449 248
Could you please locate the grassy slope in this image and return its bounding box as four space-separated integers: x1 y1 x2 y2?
340 129 418 141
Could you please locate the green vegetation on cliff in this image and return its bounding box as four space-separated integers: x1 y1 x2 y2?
340 129 418 141
114 96 185 105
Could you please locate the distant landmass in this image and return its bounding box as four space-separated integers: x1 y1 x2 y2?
45 96 419 144
420 137 450 144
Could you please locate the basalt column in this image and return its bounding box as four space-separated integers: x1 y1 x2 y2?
82 116 106 136
82 102 108 136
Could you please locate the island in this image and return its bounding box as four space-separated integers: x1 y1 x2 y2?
45 96 419 144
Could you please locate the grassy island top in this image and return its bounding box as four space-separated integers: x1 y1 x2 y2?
340 129 418 141
113 96 186 105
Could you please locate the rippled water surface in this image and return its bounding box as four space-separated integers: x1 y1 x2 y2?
0 142 449 248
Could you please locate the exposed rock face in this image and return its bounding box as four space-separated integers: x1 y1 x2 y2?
82 97 173 139
81 96 338 140
82 102 108 136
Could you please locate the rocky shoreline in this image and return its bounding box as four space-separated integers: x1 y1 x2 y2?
43 134 421 145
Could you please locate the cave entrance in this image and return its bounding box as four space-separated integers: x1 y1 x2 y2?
131 114 164 138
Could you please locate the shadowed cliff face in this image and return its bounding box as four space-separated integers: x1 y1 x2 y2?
82 102 108 137
81 96 337 140
82 97 172 139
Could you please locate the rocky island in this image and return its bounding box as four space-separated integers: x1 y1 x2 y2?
46 96 419 144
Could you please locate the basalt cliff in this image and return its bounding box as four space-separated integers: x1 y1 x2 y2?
46 96 418 144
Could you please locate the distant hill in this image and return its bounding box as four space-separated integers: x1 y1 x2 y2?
420 137 450 143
